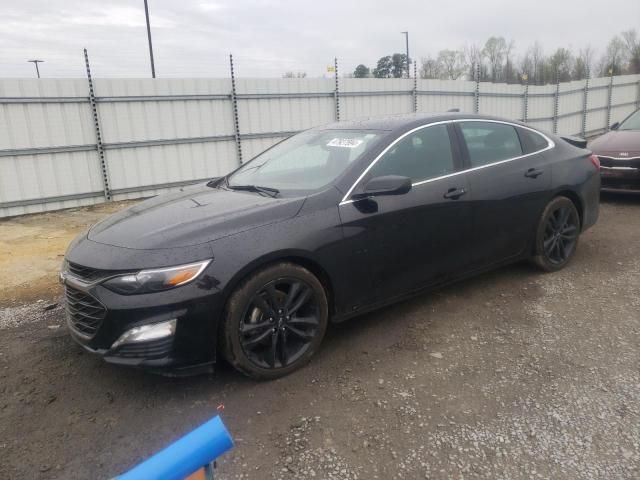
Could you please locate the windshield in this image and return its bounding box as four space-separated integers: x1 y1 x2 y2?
619 110 640 130
227 129 383 193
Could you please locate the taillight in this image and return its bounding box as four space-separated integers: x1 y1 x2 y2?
590 154 600 170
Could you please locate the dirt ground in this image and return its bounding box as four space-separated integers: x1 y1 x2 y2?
0 194 639 480
0 201 137 307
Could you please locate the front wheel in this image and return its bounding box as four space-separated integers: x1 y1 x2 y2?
532 196 580 272
220 262 328 380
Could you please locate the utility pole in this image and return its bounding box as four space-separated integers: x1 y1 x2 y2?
28 59 44 78
143 0 156 78
401 31 410 79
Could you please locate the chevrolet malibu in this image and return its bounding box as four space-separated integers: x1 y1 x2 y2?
61 113 600 379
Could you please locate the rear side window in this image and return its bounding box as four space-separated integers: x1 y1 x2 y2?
517 127 549 154
368 124 455 183
459 121 523 167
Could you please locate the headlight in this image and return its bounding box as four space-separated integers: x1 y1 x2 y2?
102 260 211 295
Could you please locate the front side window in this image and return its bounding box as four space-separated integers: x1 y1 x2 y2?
228 129 383 193
367 124 455 183
460 121 523 167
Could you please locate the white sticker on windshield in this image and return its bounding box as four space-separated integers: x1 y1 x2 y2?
327 138 364 148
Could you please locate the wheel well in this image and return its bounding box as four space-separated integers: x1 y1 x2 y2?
223 255 336 317
554 190 584 228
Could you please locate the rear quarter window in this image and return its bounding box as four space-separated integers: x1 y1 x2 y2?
517 127 549 154
459 121 523 167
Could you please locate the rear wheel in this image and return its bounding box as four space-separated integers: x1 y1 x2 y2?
532 196 580 272
220 262 328 380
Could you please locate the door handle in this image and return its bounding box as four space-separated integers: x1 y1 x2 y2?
443 187 466 200
524 168 544 178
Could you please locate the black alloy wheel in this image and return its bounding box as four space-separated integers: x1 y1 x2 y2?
533 196 580 272
221 262 328 379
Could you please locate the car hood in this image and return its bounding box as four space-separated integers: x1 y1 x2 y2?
88 184 305 249
588 130 640 156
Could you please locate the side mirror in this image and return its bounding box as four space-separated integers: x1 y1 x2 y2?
610 122 620 131
352 175 412 200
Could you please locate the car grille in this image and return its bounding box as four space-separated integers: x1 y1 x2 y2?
67 262 127 283
598 156 640 169
65 286 107 337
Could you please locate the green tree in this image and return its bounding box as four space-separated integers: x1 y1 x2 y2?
549 48 574 82
353 64 370 78
372 56 393 78
391 53 408 78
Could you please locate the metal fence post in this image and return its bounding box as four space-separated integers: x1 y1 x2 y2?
522 74 529 123
84 48 111 201
581 70 590 138
333 57 340 121
552 70 560 134
606 70 614 130
229 54 243 165
412 61 418 113
474 63 480 114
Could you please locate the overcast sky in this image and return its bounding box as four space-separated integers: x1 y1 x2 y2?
1 0 638 78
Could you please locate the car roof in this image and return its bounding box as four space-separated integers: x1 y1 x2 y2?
318 112 529 133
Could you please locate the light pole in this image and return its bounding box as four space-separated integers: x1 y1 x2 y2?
401 32 410 78
28 59 44 78
143 0 156 78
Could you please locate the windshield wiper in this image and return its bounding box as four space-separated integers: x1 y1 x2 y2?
227 184 280 198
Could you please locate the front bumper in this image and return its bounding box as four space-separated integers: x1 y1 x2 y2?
61 270 224 374
599 156 640 192
600 166 640 192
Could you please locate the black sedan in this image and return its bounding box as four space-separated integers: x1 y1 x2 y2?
61 113 600 379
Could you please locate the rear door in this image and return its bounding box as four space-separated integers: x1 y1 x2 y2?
338 123 474 306
454 120 552 268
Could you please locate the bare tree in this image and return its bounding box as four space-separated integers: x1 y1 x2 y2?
573 46 595 80
621 29 640 74
437 50 466 80
504 40 516 83
529 42 545 84
462 44 484 80
282 71 307 78
419 56 442 79
598 36 627 76
482 36 508 82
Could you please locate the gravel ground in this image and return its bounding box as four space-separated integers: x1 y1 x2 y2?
0 193 639 479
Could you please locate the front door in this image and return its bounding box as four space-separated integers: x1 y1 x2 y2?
338 123 474 308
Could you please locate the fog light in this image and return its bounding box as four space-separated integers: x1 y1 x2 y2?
111 319 177 349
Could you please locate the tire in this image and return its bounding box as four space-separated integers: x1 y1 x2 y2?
220 262 328 380
532 196 581 272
